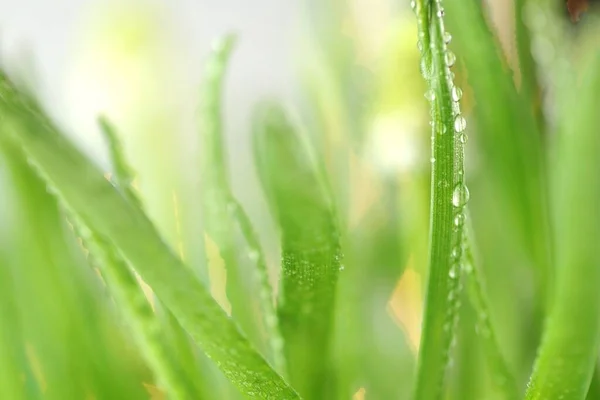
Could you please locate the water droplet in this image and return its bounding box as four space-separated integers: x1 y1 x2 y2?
417 40 423 51
451 247 460 261
445 51 456 67
459 133 468 144
410 0 416 10
443 32 452 44
449 264 458 279
454 115 467 132
454 213 465 229
437 8 445 17
424 89 435 101
451 86 463 102
339 264 345 271
452 183 470 208
430 157 436 164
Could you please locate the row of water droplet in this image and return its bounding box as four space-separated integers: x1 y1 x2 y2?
412 0 470 362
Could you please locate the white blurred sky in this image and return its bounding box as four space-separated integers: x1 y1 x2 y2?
0 0 301 208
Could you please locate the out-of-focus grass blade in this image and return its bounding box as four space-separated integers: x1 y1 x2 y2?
0 75 300 400
0 140 150 399
99 117 212 399
79 229 200 400
411 0 468 397
63 122 201 400
525 51 600 400
253 102 341 399
199 34 284 371
333 183 415 399
0 252 27 400
98 117 142 207
463 216 519 399
514 0 540 115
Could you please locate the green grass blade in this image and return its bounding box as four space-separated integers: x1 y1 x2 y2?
0 252 27 400
411 0 468 398
98 117 143 207
199 34 284 370
253 102 341 399
445 0 551 294
463 215 519 399
514 0 540 113
0 74 300 400
524 52 600 400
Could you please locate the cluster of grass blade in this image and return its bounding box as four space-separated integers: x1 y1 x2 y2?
3 1 600 398
0 71 299 399
0 30 342 400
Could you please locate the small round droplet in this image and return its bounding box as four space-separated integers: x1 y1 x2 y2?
454 115 467 132
445 51 456 67
417 40 423 51
424 89 436 101
430 157 436 164
339 264 345 271
437 8 445 17
459 133 468 144
454 213 465 229
443 32 452 44
451 247 460 260
410 0 416 10
449 265 458 279
452 183 470 208
451 86 463 102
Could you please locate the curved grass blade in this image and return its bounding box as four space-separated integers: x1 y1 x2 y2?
411 0 469 398
0 74 300 400
199 34 285 372
463 215 519 399
98 117 142 207
524 52 600 400
253 102 341 399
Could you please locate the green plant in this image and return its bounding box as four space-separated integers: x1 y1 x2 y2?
2 1 600 399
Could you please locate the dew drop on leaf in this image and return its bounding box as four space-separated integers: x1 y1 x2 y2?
424 89 436 101
451 86 463 102
443 32 452 44
453 213 465 229
452 183 470 208
445 51 456 67
454 115 467 132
